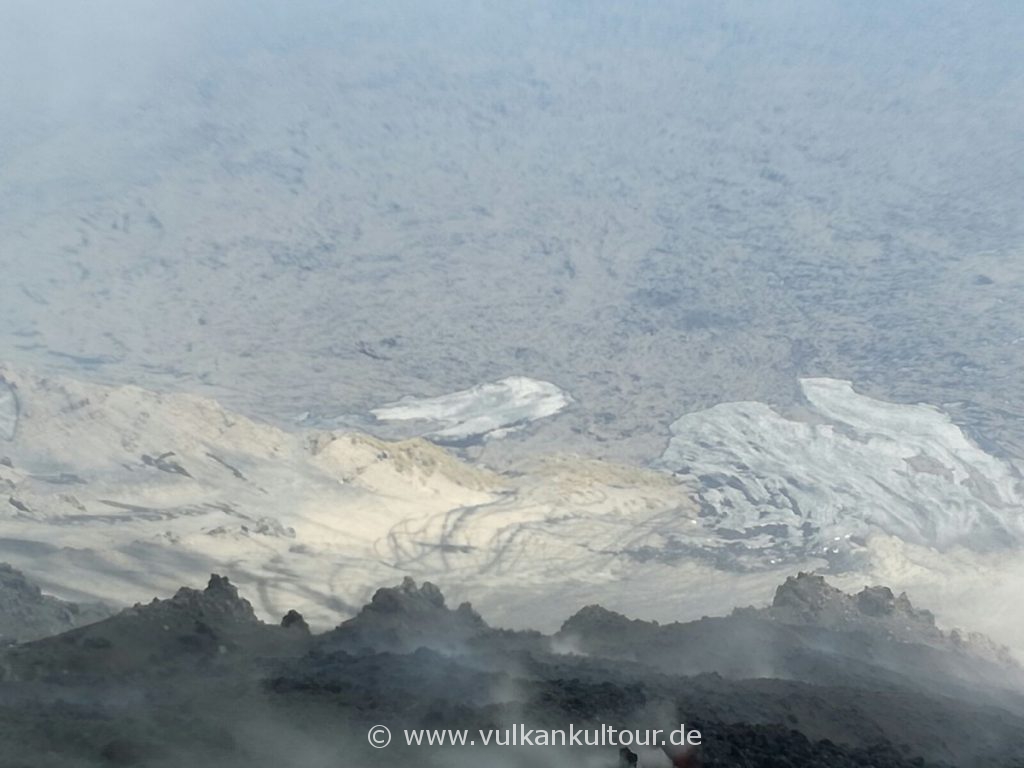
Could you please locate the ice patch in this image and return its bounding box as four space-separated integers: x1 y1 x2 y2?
0 382 17 440
371 376 572 444
660 378 1024 565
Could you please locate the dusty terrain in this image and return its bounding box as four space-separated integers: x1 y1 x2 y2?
3 2 1023 468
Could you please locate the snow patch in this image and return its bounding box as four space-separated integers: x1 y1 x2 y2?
660 378 1024 566
371 376 571 443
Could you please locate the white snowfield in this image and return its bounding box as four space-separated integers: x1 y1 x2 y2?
370 376 572 443
1 367 1023 651
660 378 1024 564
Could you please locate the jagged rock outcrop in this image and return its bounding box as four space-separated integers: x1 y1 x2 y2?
764 572 941 637
759 572 1017 666
560 604 641 635
281 609 310 633
159 573 259 624
0 563 111 644
556 604 661 658
4 574 309 679
365 576 448 615
2 572 1024 767
319 577 488 653
556 573 1023 699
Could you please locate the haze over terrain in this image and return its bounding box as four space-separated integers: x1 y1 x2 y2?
2 1 1023 467
3 569 1024 767
2 4 1024 765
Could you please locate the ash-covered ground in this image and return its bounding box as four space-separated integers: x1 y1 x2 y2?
1 569 1022 768
3 2 1024 468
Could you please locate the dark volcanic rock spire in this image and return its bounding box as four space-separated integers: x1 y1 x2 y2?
319 577 488 653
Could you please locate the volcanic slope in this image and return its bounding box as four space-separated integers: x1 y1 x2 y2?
0 366 708 631
1 574 1022 767
3 366 1024 653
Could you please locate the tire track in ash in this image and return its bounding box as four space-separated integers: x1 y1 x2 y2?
381 497 522 575
381 504 484 572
